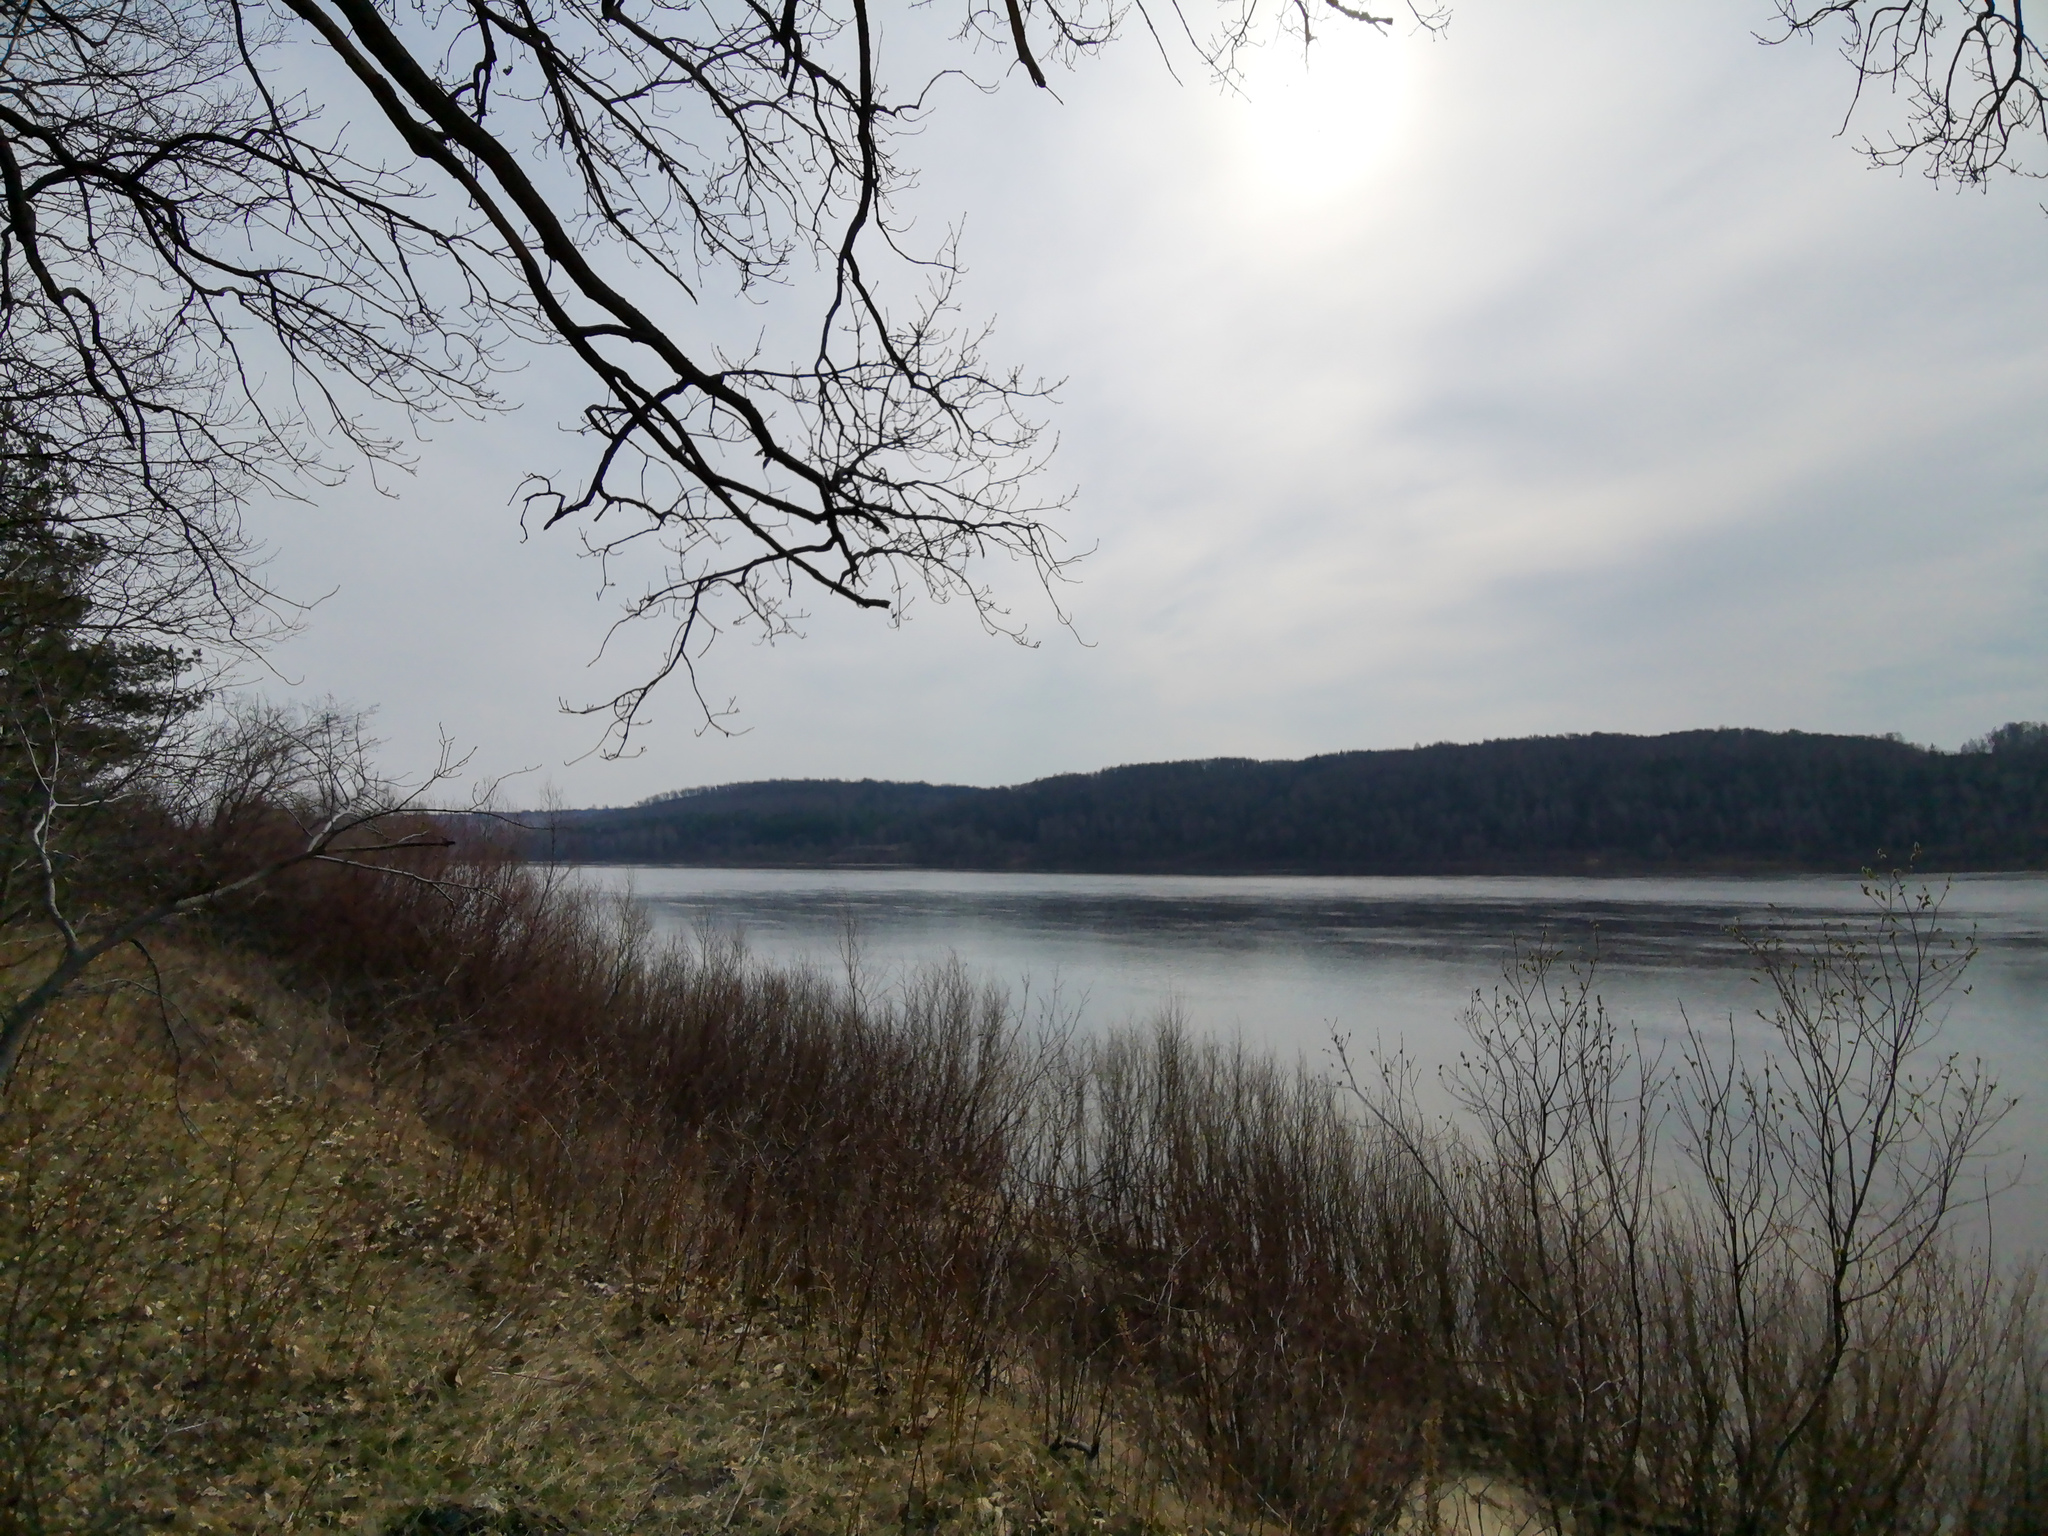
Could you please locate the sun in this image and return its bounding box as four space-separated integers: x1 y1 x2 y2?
1220 25 1417 211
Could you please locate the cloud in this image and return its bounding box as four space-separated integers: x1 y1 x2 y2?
250 1 2048 800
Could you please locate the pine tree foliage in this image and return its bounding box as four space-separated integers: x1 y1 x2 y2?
0 472 204 924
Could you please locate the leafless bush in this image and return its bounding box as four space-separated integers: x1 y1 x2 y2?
1020 1022 1444 1532
1343 878 2040 1534
0 698 479 1086
219 854 2047 1536
1666 878 2018 1533
1340 948 1676 1527
231 855 1449 1528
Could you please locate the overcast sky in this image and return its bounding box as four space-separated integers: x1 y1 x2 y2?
244 1 2048 807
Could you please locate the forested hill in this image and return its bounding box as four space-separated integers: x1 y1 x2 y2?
534 727 2048 874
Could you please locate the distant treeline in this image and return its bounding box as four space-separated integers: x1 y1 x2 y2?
530 725 2048 874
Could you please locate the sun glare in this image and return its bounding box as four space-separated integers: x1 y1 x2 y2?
1220 28 1416 210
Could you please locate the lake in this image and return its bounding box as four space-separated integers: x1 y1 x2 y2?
580 866 2048 1241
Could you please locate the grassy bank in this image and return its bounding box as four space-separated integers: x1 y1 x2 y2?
0 949 1219 1535
3 852 2044 1533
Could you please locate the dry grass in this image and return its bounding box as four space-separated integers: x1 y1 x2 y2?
5 851 2045 1536
0 954 1227 1536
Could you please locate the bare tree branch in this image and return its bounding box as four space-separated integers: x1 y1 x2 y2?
0 0 1439 747
1773 2 2048 185
0 696 486 1087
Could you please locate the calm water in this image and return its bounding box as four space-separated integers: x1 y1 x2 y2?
580 866 2048 1239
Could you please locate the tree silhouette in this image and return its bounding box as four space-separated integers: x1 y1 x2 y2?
1774 2 2048 186
0 0 1432 742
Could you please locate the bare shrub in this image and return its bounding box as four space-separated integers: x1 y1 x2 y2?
1344 878 2043 1535
209 852 2048 1536
1666 878 2017 1533
1020 1022 1444 1532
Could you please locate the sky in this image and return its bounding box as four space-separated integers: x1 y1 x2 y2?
244 1 2048 808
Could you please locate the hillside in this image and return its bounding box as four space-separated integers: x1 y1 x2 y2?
536 726 2048 873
